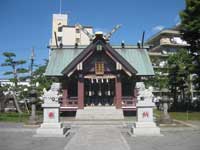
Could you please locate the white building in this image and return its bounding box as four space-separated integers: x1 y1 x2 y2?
50 14 93 47
0 79 30 87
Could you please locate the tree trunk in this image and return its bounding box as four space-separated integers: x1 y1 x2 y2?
24 99 30 114
12 91 22 114
0 101 3 112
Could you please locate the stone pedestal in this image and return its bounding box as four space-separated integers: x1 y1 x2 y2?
35 83 68 137
159 96 173 124
132 102 161 136
131 82 161 136
35 104 67 137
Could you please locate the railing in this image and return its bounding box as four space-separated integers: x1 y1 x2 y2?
60 97 78 111
61 97 78 107
67 97 78 106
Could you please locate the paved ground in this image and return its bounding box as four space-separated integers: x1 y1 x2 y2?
64 125 130 150
124 130 200 150
0 122 200 150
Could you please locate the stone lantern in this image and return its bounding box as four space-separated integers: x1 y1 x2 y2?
28 88 38 124
159 95 173 124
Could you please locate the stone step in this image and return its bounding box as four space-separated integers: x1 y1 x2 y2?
75 106 124 120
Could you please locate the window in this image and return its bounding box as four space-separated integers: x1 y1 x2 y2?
96 44 102 51
58 36 62 42
58 27 62 32
95 62 104 75
76 38 80 43
76 28 80 33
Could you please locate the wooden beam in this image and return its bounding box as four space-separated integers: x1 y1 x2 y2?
78 76 84 109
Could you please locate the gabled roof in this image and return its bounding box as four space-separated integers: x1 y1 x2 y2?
45 48 83 76
61 40 100 75
115 48 154 75
45 39 154 76
61 38 138 75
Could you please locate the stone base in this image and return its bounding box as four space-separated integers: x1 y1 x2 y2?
131 122 161 136
28 116 38 125
75 106 124 120
159 113 173 124
34 123 69 137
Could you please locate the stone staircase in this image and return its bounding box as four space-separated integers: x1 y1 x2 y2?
75 106 124 120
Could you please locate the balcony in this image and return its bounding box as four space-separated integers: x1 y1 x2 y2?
150 37 189 52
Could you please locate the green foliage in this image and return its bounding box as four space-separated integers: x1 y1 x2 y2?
1 52 29 114
180 0 200 33
1 52 28 87
0 112 34 122
155 109 200 121
168 49 192 108
180 0 200 89
3 71 13 75
146 55 169 90
16 68 29 74
3 52 16 57
32 60 52 96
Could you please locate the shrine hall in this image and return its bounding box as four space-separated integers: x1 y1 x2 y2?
45 31 154 112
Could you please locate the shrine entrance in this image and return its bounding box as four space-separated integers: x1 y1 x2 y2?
84 76 115 106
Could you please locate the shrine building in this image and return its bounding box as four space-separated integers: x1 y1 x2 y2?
45 14 154 113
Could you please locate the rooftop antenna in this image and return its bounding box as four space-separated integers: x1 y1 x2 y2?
76 23 122 42
104 24 122 41
76 24 95 41
59 0 62 14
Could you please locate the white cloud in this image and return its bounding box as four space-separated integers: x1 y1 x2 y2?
152 25 164 32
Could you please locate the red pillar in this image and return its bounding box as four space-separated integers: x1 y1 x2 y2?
78 77 84 109
115 76 122 109
62 80 69 107
62 88 68 106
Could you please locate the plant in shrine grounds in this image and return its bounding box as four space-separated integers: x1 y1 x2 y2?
154 109 200 121
162 0 200 112
1 52 29 114
180 0 200 90
1 51 52 115
168 49 193 111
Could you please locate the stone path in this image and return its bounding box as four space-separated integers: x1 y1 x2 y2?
64 125 130 150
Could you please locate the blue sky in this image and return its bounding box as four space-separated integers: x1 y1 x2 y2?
0 0 185 78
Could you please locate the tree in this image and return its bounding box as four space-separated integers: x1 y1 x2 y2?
168 49 192 110
1 52 28 113
180 0 200 90
0 85 6 112
32 59 52 93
